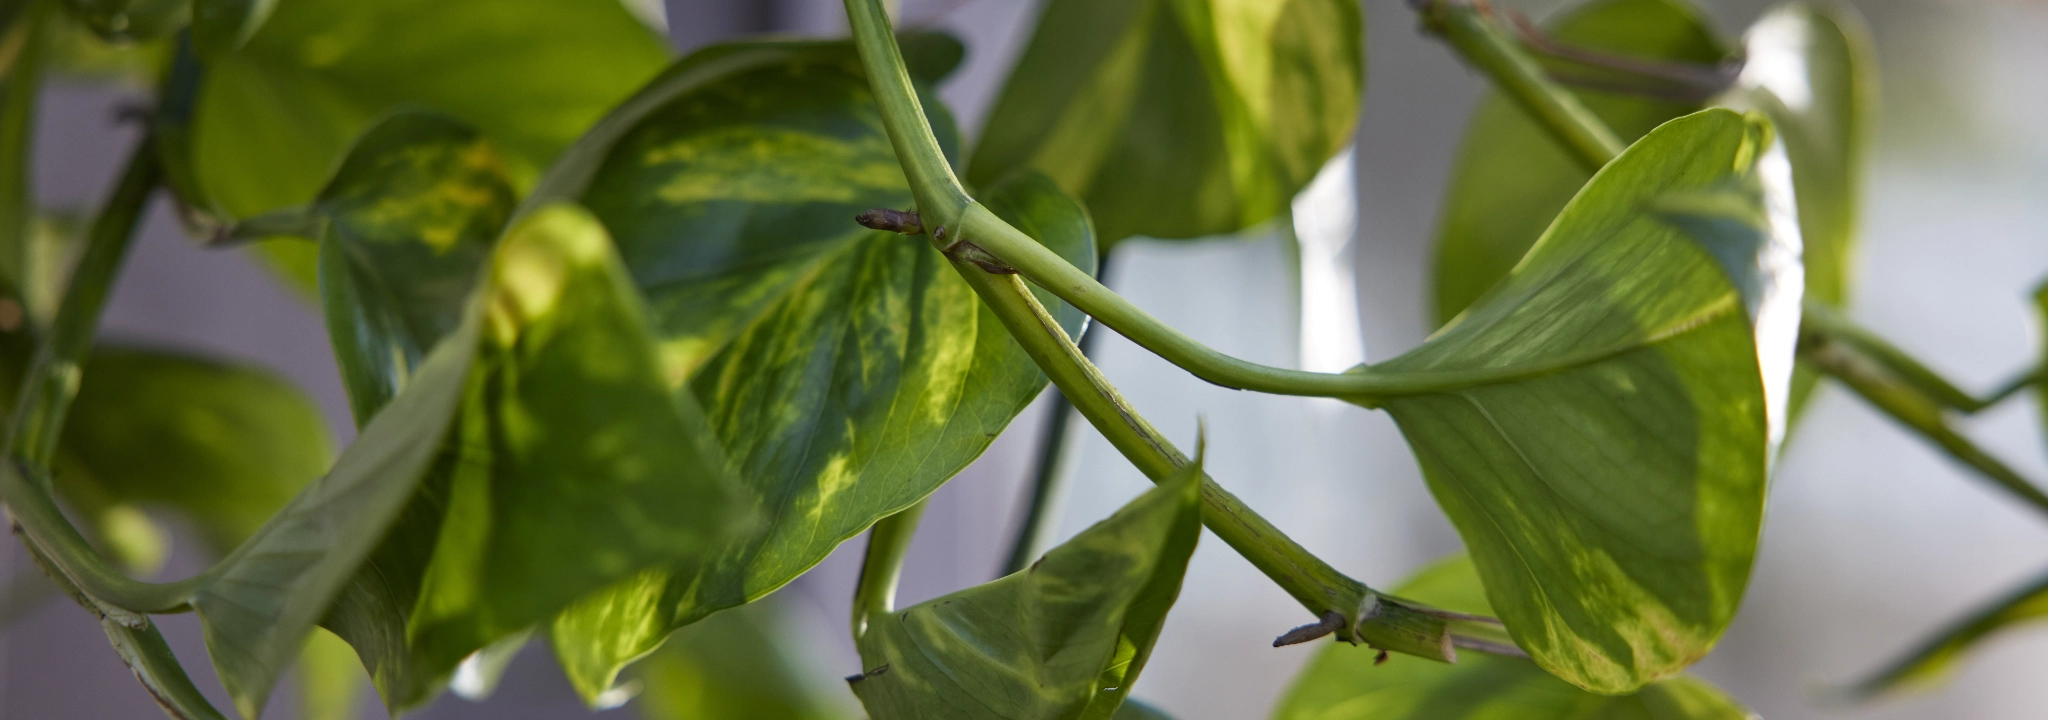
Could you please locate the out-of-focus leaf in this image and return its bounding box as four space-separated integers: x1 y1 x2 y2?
634 599 848 720
285 112 513 424
1116 699 1176 720
0 3 38 302
55 0 184 41
58 347 333 553
189 321 474 719
192 0 274 57
188 0 670 289
38 4 169 83
1846 567 2048 698
1362 109 1801 693
534 37 1095 704
299 628 366 720
849 456 1202 719
318 204 752 714
967 0 1362 245
1274 555 1754 720
1431 0 1727 326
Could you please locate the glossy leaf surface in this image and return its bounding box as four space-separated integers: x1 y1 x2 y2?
300 112 515 424
1431 0 1726 325
1368 109 1801 693
319 204 752 712
189 0 669 286
849 458 1202 719
1276 555 1753 720
968 0 1362 244
535 38 1095 703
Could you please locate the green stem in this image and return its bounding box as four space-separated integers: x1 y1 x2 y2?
1417 0 1622 171
0 136 205 613
843 0 970 230
1802 330 2048 518
1804 300 2034 414
852 499 928 639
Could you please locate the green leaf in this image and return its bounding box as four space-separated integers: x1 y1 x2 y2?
295 112 516 424
0 4 40 303
849 454 1202 719
633 598 850 720
299 628 367 720
1847 566 2048 697
314 203 753 713
1275 555 1753 720
966 0 1362 245
55 347 333 553
1721 2 1873 310
534 37 1094 703
54 0 185 41
1365 109 1800 693
1431 0 1727 326
192 0 276 57
190 320 475 719
188 0 670 288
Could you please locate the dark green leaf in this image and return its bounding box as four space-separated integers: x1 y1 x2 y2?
967 0 1362 244
192 0 274 57
190 320 474 719
634 598 850 720
849 455 1202 719
1366 109 1800 693
57 347 333 554
188 0 670 288
1431 0 1727 326
1275 555 1753 720
296 112 515 424
55 0 184 41
533 38 1093 704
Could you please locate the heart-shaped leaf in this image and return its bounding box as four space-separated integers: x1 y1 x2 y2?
1364 109 1801 693
849 454 1202 719
187 0 669 288
1431 0 1728 326
1275 555 1753 720
967 0 1362 245
526 37 1095 703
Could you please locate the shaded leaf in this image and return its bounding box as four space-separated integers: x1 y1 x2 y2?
967 0 1362 245
634 598 850 720
190 320 474 719
849 455 1202 719
1364 109 1800 693
187 0 670 288
192 0 275 57
534 37 1094 703
1431 0 1727 326
58 347 334 553
54 0 184 41
295 112 515 424
1275 555 1754 720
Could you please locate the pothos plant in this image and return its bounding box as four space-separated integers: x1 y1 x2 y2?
2 0 2044 717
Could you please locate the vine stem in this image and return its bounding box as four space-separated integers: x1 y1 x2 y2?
999 251 1110 578
842 0 1486 659
851 499 927 639
1418 0 1620 171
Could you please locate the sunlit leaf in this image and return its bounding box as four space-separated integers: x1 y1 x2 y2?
1431 0 1727 326
1362 109 1801 693
1275 555 1754 720
967 0 1362 245
634 598 850 720
849 455 1202 719
314 204 753 713
188 0 670 289
299 629 367 720
529 37 1095 704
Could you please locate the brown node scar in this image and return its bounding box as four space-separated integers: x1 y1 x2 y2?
856 208 925 235
1273 610 1346 647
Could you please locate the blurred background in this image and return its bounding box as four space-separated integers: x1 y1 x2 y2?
5 0 2048 717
